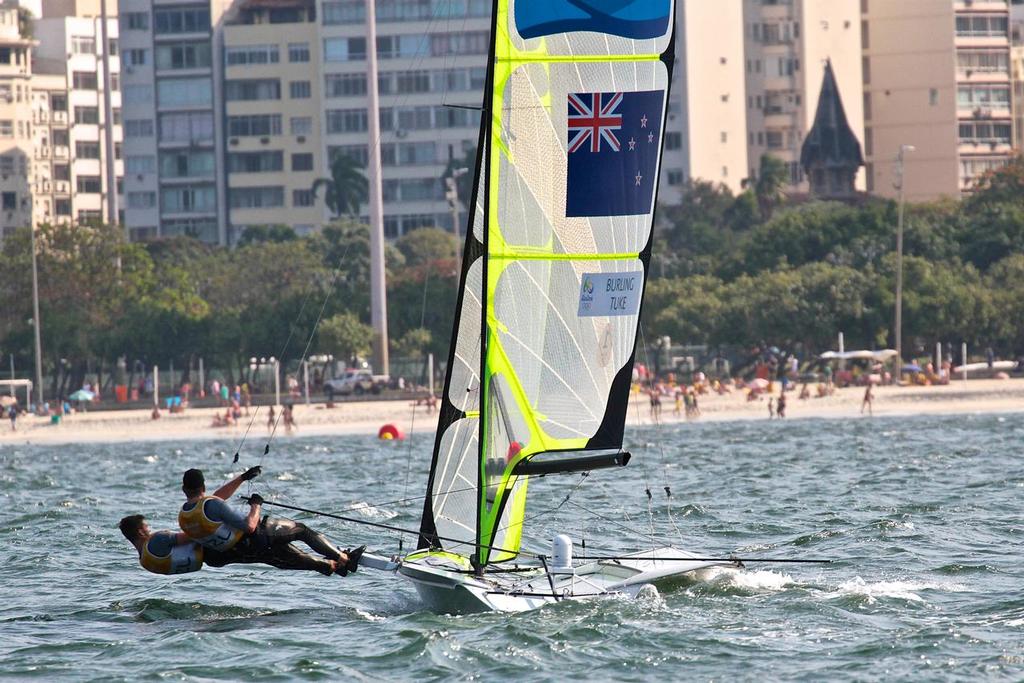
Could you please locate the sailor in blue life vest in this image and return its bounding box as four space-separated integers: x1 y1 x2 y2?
177 466 365 576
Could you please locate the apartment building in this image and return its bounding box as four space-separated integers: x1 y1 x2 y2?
119 0 229 243
661 0 749 198
743 0 864 192
1011 0 1024 147
32 0 123 226
0 4 34 239
863 0 1014 201
221 0 322 240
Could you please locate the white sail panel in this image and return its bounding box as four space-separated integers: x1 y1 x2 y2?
446 258 483 413
430 417 480 551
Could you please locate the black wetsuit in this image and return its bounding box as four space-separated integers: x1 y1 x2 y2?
205 517 343 575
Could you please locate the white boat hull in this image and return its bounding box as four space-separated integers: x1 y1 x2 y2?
397 547 739 614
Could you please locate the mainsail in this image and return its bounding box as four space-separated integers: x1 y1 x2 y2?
418 0 675 568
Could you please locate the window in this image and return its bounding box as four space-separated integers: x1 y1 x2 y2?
156 41 212 69
227 114 282 136
955 14 1009 38
929 88 939 106
154 6 211 34
326 108 367 133
325 72 367 97
158 77 212 107
55 198 72 215
291 153 313 171
378 34 423 59
123 84 153 104
160 150 215 177
127 191 156 208
53 164 70 180
430 31 488 57
288 42 310 62
329 145 368 166
53 129 69 146
227 150 284 173
289 80 311 98
125 12 149 30
158 111 214 143
225 79 281 101
74 106 99 124
721 131 728 143
108 38 119 55
292 189 313 206
765 130 783 148
396 70 430 93
2 192 16 210
161 185 217 212
225 44 279 66
323 37 366 62
71 36 96 54
126 118 155 138
957 84 1010 110
75 141 101 159
290 116 312 135
126 155 155 174
230 186 284 208
322 1 364 24
73 71 98 90
666 169 683 186
110 73 120 91
958 121 1012 144
957 50 1009 74
77 175 102 193
124 48 147 65
50 93 67 112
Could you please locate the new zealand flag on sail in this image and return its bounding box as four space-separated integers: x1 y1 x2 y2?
515 0 671 40
566 89 665 218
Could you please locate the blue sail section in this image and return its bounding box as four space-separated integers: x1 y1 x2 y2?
514 0 671 40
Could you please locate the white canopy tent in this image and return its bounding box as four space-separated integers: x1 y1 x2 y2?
0 379 33 407
819 350 897 361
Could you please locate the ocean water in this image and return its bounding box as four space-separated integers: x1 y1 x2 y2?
1 413 1022 681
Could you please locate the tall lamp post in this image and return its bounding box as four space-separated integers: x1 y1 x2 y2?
894 144 915 380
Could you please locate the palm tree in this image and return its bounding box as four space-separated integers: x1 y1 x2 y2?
744 154 789 221
312 154 368 218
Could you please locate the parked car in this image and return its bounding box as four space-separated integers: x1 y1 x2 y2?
323 369 388 399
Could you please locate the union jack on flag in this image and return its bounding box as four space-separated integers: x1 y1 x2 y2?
565 89 664 217
568 92 623 153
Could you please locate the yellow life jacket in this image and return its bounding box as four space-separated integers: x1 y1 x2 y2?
178 496 245 551
139 534 204 575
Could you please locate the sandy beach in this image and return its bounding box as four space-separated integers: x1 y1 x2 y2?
2 378 1023 446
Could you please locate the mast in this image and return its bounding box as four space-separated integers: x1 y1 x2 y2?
98 0 118 228
364 0 389 376
30 223 43 408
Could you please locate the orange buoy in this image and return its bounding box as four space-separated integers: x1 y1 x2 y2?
378 423 404 440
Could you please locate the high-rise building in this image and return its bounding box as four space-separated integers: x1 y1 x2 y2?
863 0 1013 201
743 0 864 192
33 0 123 227
0 4 35 239
1011 0 1024 149
119 0 228 243
221 0 322 241
660 0 749 199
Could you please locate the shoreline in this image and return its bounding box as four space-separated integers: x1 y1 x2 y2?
2 378 1022 446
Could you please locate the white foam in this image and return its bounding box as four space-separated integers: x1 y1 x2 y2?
698 566 794 591
348 501 397 520
276 472 296 481
834 576 969 604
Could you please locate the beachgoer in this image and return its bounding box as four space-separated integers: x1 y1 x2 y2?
8 404 16 431
283 404 297 433
768 397 775 419
861 384 873 416
799 383 810 400
267 405 276 432
176 468 363 576
649 390 662 421
777 393 786 419
220 383 229 406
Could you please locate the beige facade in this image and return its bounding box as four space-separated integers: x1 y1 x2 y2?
221 0 322 239
863 0 1013 201
660 0 749 198
744 0 864 192
0 5 35 239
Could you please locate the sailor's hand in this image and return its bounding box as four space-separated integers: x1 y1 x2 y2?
241 466 262 481
247 493 264 507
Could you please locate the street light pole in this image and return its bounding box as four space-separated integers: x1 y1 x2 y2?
894 144 915 380
30 225 43 409
364 0 389 377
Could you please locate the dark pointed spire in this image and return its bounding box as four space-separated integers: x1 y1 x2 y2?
801 60 864 199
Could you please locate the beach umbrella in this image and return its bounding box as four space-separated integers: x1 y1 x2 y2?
69 389 95 401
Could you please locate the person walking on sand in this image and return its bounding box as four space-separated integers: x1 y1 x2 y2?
8 404 16 431
861 384 874 416
266 405 276 432
767 396 775 419
283 403 297 434
776 392 786 419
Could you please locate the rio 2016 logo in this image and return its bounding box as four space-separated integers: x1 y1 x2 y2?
582 276 594 294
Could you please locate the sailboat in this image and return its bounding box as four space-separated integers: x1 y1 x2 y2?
377 0 740 613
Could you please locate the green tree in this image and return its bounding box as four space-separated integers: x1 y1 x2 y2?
394 227 458 267
318 312 373 362
312 154 368 218
237 224 298 246
393 327 432 357
746 154 789 221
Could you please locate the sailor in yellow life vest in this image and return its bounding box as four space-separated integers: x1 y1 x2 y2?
178 466 364 576
119 515 207 575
